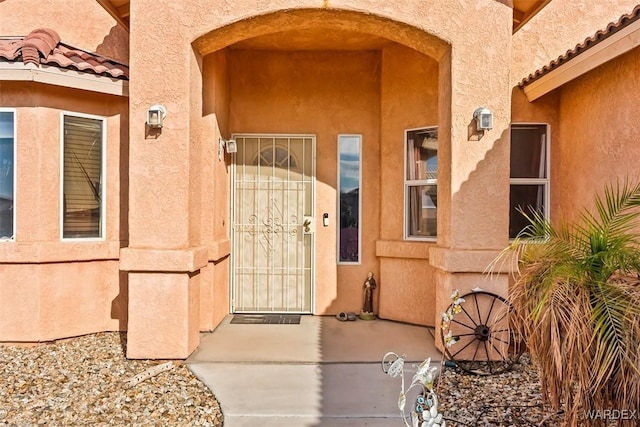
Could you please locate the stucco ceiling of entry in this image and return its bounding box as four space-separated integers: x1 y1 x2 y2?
98 0 552 34
229 28 390 51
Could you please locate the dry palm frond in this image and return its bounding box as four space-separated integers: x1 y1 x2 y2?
495 179 640 427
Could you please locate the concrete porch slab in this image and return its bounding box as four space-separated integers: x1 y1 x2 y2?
186 315 441 426
188 315 440 364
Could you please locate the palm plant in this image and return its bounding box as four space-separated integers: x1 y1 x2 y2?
497 180 640 426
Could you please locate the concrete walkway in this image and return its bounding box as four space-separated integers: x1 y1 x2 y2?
186 315 441 426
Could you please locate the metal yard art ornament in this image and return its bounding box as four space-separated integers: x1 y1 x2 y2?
383 289 531 425
440 288 524 376
441 290 465 348
382 290 467 426
382 353 445 427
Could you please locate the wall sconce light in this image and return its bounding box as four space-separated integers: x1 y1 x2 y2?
473 107 493 131
226 139 238 153
147 105 166 129
218 138 238 160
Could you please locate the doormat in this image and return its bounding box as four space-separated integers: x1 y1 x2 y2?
231 314 301 325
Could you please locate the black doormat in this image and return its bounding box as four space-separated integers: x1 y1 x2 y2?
231 314 301 325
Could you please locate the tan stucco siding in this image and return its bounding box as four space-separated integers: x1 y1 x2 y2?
0 82 128 341
227 49 381 315
199 50 232 330
125 0 514 355
555 44 640 223
377 43 439 325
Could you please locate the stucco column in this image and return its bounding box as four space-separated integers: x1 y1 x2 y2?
430 4 512 342
119 4 206 359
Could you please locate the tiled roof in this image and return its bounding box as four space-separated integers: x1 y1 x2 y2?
0 28 128 80
519 4 640 87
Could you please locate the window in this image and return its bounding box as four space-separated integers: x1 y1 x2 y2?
338 134 361 263
510 124 549 238
0 109 15 241
252 145 298 169
405 127 438 239
61 114 105 239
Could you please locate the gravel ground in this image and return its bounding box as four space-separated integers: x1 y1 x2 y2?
0 332 223 427
436 354 565 426
2 331 565 427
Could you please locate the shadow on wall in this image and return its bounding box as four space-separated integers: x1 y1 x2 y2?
119 108 130 245
111 271 129 335
451 128 511 252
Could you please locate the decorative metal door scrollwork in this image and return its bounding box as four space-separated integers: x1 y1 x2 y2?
243 200 300 256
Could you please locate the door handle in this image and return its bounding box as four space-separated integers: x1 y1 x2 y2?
303 218 311 233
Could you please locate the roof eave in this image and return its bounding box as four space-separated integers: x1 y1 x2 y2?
521 12 640 101
0 61 129 97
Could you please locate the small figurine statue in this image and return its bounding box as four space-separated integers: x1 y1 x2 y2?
360 272 377 320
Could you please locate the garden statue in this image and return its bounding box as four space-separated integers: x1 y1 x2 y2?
360 272 377 320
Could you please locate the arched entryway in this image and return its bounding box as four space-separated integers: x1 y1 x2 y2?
194 8 447 321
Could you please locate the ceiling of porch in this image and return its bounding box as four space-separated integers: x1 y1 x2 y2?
97 0 551 34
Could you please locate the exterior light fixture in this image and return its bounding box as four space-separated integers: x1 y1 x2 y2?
473 107 493 131
218 138 238 160
225 139 238 153
147 105 166 129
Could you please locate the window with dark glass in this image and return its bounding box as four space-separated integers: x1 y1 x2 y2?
510 124 549 238
0 110 15 240
62 115 104 239
405 127 438 239
338 135 361 263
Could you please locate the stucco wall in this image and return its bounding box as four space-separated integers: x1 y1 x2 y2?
1 261 125 341
227 49 381 315
377 43 439 325
554 45 640 223
126 0 513 356
200 49 231 330
0 82 128 341
2 0 634 356
8 0 629 355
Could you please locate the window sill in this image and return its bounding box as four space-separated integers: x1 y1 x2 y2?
0 240 120 263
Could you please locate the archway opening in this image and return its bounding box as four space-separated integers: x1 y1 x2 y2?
196 8 449 324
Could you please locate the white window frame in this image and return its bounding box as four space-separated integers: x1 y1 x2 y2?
509 123 550 240
337 134 362 265
60 111 107 241
0 108 16 242
404 126 438 241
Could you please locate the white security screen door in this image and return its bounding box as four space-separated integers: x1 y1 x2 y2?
231 135 315 313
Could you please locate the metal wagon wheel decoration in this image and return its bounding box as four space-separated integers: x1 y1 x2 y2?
440 290 524 376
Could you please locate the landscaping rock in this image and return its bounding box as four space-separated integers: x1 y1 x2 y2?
0 332 223 426
436 354 565 426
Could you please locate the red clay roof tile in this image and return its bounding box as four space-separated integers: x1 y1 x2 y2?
519 4 640 87
0 28 128 80
0 39 23 61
